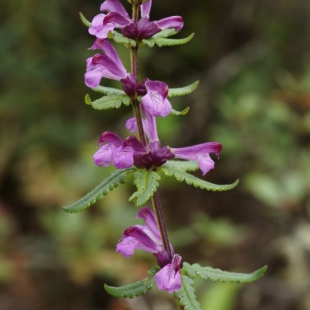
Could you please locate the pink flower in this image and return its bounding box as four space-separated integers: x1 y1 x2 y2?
88 0 183 40
139 79 172 117
93 131 138 169
116 207 163 258
116 207 182 293
85 39 128 88
88 0 130 39
93 128 174 170
155 254 182 293
171 143 222 176
127 114 222 175
85 39 137 96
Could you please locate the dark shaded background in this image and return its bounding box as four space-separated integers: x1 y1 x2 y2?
1 0 310 309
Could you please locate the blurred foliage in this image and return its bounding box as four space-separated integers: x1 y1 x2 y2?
1 0 310 309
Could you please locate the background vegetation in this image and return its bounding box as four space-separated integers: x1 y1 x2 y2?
1 0 310 309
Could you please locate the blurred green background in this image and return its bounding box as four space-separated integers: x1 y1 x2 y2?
1 0 310 309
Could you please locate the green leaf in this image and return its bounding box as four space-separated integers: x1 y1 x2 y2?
166 160 199 172
147 266 160 276
160 163 239 191
108 31 136 47
143 33 195 48
182 263 197 279
171 106 190 116
91 85 125 95
85 93 130 110
62 168 134 213
183 262 267 284
79 12 91 27
174 274 202 310
129 170 160 206
104 277 155 298
153 28 178 38
168 81 199 97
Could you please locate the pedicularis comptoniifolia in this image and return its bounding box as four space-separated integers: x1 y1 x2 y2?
63 0 267 308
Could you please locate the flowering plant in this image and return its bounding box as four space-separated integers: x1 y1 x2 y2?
64 0 267 308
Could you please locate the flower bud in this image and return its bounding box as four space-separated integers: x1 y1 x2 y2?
121 74 137 97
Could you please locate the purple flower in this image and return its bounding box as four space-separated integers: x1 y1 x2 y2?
171 143 222 176
124 112 175 169
85 39 127 87
85 39 172 103
138 79 172 117
124 136 174 170
116 207 163 257
89 0 183 40
116 207 182 293
93 128 174 170
85 39 137 95
127 114 222 175
88 14 116 39
126 111 159 146
155 254 182 293
116 207 173 267
88 0 130 39
93 131 139 169
94 112 174 171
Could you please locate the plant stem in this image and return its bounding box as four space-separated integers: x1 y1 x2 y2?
132 1 139 25
131 46 139 83
151 192 173 259
130 1 146 145
129 0 172 260
132 98 147 146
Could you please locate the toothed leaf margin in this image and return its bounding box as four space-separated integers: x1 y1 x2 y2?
104 277 155 298
160 163 239 191
63 168 135 213
183 262 267 284
174 274 201 310
129 169 160 206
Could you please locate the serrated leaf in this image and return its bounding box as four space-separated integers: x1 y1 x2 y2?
171 106 190 116
104 277 155 298
174 275 201 310
143 33 194 48
153 28 178 38
183 262 267 284
182 263 197 279
85 93 130 110
129 170 160 206
109 31 136 47
166 160 199 172
160 163 239 191
91 85 125 95
62 168 134 213
79 12 91 27
168 81 199 97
